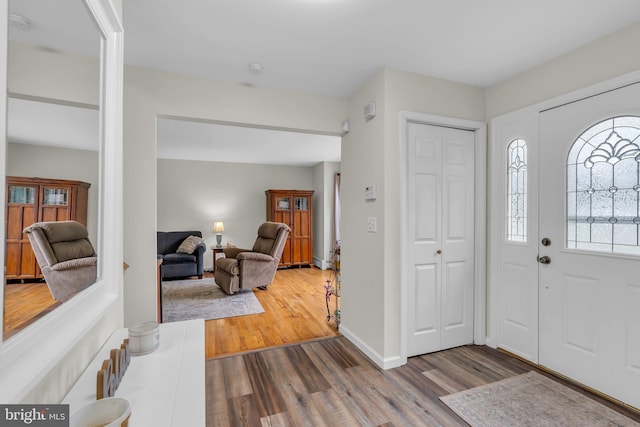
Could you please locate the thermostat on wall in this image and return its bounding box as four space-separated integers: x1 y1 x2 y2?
365 184 377 201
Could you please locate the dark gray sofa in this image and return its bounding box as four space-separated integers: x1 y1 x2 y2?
157 231 206 280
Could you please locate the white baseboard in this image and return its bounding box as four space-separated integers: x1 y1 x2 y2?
339 324 405 370
313 257 330 270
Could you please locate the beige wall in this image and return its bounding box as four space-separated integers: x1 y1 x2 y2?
157 158 314 267
341 68 387 356
7 143 99 246
124 65 348 326
8 42 99 105
340 67 486 363
486 22 640 118
384 69 485 358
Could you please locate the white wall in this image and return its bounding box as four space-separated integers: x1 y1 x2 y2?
7 143 99 247
312 161 341 267
124 65 348 326
157 158 314 267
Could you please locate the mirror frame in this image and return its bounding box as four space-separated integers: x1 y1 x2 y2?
0 0 123 402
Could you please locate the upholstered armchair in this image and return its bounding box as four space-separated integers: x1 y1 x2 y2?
215 222 290 295
24 221 97 302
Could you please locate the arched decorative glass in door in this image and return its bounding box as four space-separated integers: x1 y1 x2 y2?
567 116 640 255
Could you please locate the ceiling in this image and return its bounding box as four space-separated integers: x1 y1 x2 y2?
123 0 640 97
8 0 640 165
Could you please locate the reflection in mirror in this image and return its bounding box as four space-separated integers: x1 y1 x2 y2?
3 0 101 339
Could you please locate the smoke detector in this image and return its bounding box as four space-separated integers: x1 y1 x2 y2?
9 13 31 30
248 63 263 74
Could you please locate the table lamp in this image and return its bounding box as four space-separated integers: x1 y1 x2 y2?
213 221 224 247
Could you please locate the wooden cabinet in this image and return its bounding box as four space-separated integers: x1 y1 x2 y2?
266 190 314 267
6 177 90 280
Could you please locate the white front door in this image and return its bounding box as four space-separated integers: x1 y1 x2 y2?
407 122 475 357
538 82 640 408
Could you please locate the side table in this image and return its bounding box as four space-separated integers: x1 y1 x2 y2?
63 319 205 426
211 246 224 272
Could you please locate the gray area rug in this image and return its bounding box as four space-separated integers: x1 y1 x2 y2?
162 278 264 323
440 371 639 427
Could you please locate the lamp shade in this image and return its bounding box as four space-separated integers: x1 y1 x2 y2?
213 222 224 233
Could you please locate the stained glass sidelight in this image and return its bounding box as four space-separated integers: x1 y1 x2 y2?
507 139 527 242
567 116 640 255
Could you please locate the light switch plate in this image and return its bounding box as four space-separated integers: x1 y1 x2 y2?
367 217 377 233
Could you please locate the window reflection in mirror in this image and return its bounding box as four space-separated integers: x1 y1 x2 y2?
3 0 101 339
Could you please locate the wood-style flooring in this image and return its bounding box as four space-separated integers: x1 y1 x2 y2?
2 266 339 346
204 267 340 358
3 280 59 339
206 337 640 426
5 267 639 425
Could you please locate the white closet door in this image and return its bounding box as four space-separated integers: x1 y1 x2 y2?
407 122 475 356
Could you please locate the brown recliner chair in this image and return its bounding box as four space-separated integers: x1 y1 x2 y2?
215 222 290 295
24 221 97 302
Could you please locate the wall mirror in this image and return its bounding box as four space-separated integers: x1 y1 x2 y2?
0 0 123 402
3 0 101 339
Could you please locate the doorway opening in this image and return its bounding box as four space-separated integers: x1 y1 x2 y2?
155 116 342 358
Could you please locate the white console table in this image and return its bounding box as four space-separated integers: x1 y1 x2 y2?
64 319 205 426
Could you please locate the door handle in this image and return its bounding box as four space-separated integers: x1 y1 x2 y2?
537 255 551 264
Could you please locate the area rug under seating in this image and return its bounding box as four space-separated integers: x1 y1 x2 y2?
162 278 264 323
440 371 638 427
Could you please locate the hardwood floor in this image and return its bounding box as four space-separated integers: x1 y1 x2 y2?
204 267 340 358
3 281 59 339
2 266 338 346
206 337 640 426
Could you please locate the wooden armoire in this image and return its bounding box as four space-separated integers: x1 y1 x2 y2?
6 176 91 280
265 189 314 267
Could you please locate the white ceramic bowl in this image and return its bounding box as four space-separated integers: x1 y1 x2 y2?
70 397 131 427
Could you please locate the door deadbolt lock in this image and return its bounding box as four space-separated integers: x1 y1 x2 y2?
541 238 551 247
538 255 551 264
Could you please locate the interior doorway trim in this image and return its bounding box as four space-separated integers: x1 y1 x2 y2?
398 111 487 365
